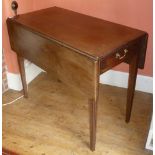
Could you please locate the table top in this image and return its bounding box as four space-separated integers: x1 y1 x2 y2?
12 7 146 59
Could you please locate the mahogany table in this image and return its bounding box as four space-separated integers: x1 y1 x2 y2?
7 6 148 151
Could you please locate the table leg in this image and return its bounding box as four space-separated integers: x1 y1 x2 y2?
17 55 28 98
89 99 97 151
126 53 139 123
89 60 99 151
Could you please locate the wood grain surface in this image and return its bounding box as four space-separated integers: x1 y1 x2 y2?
7 6 148 68
7 20 99 98
6 6 149 152
3 73 152 155
17 55 28 98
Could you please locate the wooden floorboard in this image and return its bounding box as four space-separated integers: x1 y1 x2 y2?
2 89 23 105
2 73 153 155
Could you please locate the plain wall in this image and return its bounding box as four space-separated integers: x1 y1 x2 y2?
3 0 35 73
3 0 153 76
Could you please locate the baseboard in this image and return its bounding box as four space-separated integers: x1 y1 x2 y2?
100 70 153 94
7 62 153 94
7 61 43 91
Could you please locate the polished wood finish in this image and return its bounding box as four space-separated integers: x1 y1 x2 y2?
89 99 97 151
89 60 99 151
100 40 141 73
7 21 97 97
126 51 139 123
17 55 28 98
6 6 148 151
2 74 153 155
7 7 147 68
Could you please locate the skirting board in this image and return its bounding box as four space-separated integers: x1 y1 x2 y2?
100 70 153 94
7 62 153 93
7 61 43 91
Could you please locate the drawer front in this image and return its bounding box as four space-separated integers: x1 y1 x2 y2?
100 42 139 73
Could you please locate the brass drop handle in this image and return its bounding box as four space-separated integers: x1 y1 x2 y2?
115 49 128 60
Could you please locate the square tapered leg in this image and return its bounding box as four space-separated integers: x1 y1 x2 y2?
17 55 28 98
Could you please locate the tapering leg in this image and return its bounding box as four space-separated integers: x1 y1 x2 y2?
89 99 97 151
89 60 99 151
17 55 28 98
126 53 139 123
